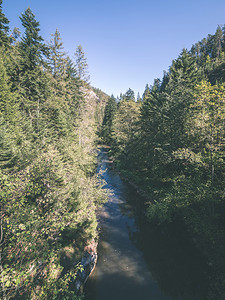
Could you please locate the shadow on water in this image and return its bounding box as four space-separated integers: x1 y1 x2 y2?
84 148 210 300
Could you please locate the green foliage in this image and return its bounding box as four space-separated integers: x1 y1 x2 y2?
92 87 110 131
19 7 47 70
0 2 106 299
111 99 140 158
48 28 66 78
122 88 135 101
142 84 151 101
101 95 117 144
0 0 9 47
0 54 17 120
105 25 225 299
75 45 90 83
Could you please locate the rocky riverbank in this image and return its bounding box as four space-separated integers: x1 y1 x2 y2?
75 240 98 293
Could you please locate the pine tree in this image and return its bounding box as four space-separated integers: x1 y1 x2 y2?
111 99 140 158
65 56 77 78
212 26 223 59
75 44 90 82
18 8 50 132
9 27 20 45
0 124 17 169
48 28 66 78
151 79 161 95
0 55 16 120
142 84 151 101
136 92 142 103
19 7 47 70
168 48 199 89
162 50 200 149
101 95 117 144
123 88 135 101
64 55 83 119
0 0 9 47
139 86 163 172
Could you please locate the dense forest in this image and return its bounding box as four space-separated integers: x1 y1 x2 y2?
1 0 225 298
101 26 225 299
0 1 109 299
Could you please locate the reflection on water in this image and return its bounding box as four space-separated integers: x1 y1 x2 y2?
84 148 210 300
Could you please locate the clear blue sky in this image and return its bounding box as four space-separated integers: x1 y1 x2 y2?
3 0 225 97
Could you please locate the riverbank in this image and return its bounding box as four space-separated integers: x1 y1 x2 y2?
108 155 225 299
74 239 98 293
84 147 211 300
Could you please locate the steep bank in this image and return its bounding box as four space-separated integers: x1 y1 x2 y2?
0 79 107 299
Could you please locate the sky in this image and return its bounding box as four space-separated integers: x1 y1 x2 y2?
3 0 225 97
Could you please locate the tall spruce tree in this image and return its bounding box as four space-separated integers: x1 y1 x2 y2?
48 28 66 78
19 8 49 132
136 92 142 103
142 84 151 101
111 99 140 159
123 88 135 101
101 95 117 144
75 44 90 82
19 7 47 70
0 0 9 47
212 26 223 58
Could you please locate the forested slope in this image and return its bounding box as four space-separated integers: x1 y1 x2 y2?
101 26 225 299
0 2 106 299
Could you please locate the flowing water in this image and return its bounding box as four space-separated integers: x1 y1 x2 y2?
84 148 210 300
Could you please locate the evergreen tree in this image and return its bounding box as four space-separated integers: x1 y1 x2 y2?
212 25 223 58
111 99 140 159
48 28 66 78
136 92 142 103
0 0 9 47
168 48 199 89
123 88 135 101
222 25 225 51
19 7 47 70
9 27 20 45
18 8 50 131
75 44 90 82
0 56 16 120
151 78 161 95
142 84 151 101
139 87 163 173
101 95 117 144
64 55 83 120
65 56 77 78
191 81 225 184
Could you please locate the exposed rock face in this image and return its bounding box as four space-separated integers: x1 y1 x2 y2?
75 250 97 293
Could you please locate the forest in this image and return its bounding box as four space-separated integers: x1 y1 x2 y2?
1 0 225 298
0 1 109 299
101 25 225 299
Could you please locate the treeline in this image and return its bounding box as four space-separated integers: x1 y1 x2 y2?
0 1 106 299
101 26 225 299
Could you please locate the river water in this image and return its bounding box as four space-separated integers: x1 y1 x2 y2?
84 148 210 300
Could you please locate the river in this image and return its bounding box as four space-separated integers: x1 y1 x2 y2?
84 148 210 300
